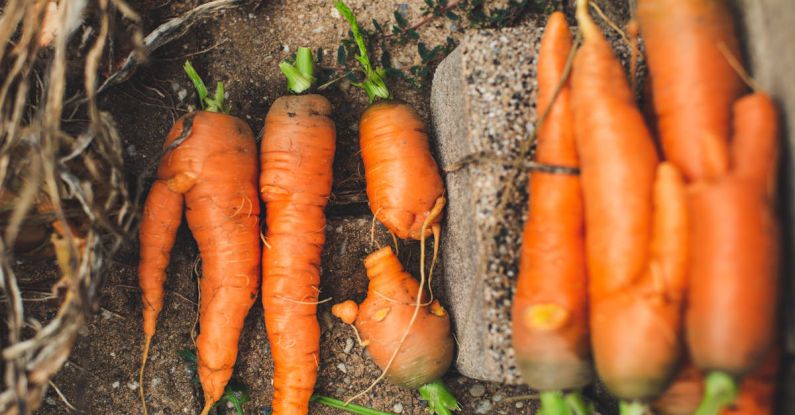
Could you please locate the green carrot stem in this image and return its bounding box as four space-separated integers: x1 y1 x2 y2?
334 0 390 102
310 395 391 415
564 391 594 415
183 60 229 113
539 391 569 415
418 379 460 415
694 371 738 415
280 47 316 94
619 400 649 415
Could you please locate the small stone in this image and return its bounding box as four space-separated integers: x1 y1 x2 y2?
127 381 139 390
177 89 187 102
475 400 493 414
393 403 404 413
515 401 524 408
151 377 162 386
45 397 56 406
343 338 354 354
330 6 340 19
469 383 486 398
112 381 120 389
396 4 410 19
492 393 503 402
336 363 347 373
126 144 137 156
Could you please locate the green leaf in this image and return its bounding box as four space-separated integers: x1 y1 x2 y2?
337 45 346 65
445 10 459 20
418 42 430 60
372 18 383 33
177 349 197 364
407 29 419 39
316 47 324 63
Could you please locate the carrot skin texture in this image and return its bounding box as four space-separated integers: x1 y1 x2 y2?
511 11 593 391
139 181 183 338
140 111 261 405
260 95 336 415
360 102 444 240
572 6 686 400
636 0 745 181
355 247 454 389
686 94 780 377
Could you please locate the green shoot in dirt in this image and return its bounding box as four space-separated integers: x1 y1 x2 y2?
538 391 594 415
618 400 650 415
184 60 229 113
309 395 392 415
280 47 316 94
694 371 738 415
178 349 249 415
334 1 390 102
419 379 460 415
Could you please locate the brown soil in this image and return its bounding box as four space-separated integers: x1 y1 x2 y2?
29 1 539 414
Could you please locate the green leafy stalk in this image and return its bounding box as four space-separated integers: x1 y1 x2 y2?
537 391 594 415
418 379 460 415
565 391 594 415
694 371 738 415
618 400 649 415
280 47 316 93
183 60 229 113
310 395 392 415
334 0 390 102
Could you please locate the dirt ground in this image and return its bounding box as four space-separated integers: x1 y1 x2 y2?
28 1 542 414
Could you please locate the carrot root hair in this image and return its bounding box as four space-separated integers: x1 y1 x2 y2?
139 334 152 415
200 401 212 415
420 196 445 304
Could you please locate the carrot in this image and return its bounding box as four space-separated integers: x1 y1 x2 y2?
687 93 780 415
571 0 688 410
331 247 459 415
636 0 745 182
138 62 260 415
511 11 593 414
260 48 336 415
335 1 445 281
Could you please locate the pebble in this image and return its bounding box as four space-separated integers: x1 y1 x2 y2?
112 381 120 389
177 89 187 102
337 363 347 373
343 338 354 354
45 397 56 406
393 403 403 413
492 393 503 402
127 381 139 390
469 383 486 397
330 6 340 19
474 400 493 414
515 401 524 408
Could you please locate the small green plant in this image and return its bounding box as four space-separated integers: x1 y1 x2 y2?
178 349 250 414
325 0 545 90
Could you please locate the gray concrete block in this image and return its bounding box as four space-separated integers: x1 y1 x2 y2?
431 25 544 384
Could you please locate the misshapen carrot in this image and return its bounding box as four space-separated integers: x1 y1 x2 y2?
335 1 445 245
260 48 336 415
572 0 687 405
511 11 593 412
139 63 260 415
687 93 780 415
636 0 745 181
331 247 458 415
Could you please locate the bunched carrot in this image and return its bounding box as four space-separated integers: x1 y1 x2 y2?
138 62 260 415
332 247 459 415
511 11 593 414
572 0 688 410
636 0 745 182
687 93 780 415
260 48 336 415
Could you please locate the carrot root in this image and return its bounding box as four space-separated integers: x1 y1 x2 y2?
139 334 152 415
418 379 460 415
200 401 212 415
694 372 737 415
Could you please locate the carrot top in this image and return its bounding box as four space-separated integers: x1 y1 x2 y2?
183 60 229 113
334 0 390 102
280 47 316 94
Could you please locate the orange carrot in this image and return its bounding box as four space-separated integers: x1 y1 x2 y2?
336 1 445 256
687 93 780 415
332 247 458 415
572 0 687 408
139 62 260 415
511 11 593 413
636 0 745 182
260 48 336 415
